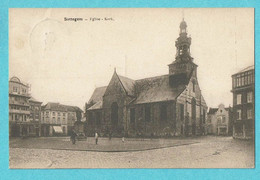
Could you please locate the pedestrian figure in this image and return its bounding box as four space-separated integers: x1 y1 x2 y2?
122 136 125 143
70 130 77 145
95 132 99 145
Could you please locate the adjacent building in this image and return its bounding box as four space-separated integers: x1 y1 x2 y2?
206 104 232 136
9 77 43 137
28 97 42 136
85 19 208 137
41 103 83 136
231 65 254 139
9 77 33 136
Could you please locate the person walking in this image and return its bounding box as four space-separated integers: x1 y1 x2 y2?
70 130 77 145
95 132 99 145
122 131 125 143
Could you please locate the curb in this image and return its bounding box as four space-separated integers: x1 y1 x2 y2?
10 142 199 153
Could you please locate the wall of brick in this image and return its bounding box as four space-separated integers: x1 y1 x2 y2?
127 101 176 137
93 72 133 136
176 71 208 135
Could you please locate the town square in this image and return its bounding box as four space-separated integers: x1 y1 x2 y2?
10 136 254 168
8 8 254 169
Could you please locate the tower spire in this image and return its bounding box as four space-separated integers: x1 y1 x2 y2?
175 19 192 62
182 9 185 21
168 18 197 87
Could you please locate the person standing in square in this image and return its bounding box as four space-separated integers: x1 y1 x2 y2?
95 132 99 145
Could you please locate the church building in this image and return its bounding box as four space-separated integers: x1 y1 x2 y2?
85 19 208 137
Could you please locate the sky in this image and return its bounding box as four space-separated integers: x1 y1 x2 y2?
9 8 254 110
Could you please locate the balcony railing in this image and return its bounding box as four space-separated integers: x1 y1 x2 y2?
9 99 30 106
9 109 30 115
9 92 31 97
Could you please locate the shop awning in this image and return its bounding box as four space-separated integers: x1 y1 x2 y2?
53 126 63 133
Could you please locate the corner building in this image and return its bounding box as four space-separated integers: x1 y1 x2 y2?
9 77 38 137
86 20 208 137
232 65 254 139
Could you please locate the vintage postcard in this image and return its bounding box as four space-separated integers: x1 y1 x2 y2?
9 8 254 169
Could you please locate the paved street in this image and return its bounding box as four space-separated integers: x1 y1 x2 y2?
9 136 254 169
9 136 199 152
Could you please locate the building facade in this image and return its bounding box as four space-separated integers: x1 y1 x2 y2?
206 104 232 136
86 20 207 137
232 65 254 139
9 77 36 137
28 97 42 136
41 103 83 136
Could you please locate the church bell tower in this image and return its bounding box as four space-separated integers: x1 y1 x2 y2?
175 19 192 61
168 19 198 87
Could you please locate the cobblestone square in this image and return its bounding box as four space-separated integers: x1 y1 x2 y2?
9 136 254 168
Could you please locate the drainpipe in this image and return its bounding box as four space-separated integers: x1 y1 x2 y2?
200 90 202 135
185 86 188 136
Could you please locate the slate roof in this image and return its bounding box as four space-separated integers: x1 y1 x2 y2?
87 71 192 109
132 74 187 104
88 86 107 104
118 75 135 96
42 102 83 112
70 106 84 112
233 65 254 76
208 107 232 115
9 76 29 87
238 65 254 73
225 107 232 111
208 108 218 115
88 101 103 110
29 96 42 103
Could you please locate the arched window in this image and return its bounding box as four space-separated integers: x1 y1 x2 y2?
111 102 119 127
179 46 183 55
192 80 196 92
183 45 188 53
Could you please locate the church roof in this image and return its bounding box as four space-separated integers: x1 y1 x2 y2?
131 74 187 104
87 70 192 108
117 75 135 96
88 101 103 110
88 66 195 110
88 86 107 104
